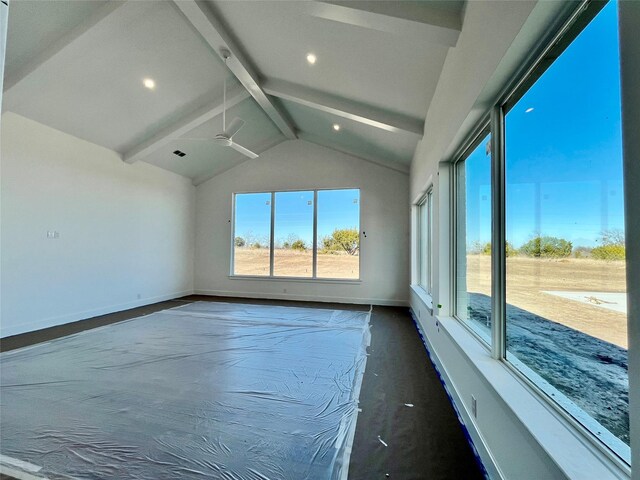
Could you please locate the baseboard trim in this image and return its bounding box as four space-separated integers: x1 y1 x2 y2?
0 290 194 338
193 289 408 307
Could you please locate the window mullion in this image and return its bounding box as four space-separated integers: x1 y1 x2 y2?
312 190 318 278
490 106 506 359
269 191 275 277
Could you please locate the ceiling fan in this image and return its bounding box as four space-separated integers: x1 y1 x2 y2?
182 50 258 159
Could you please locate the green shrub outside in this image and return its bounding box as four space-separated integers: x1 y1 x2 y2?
520 236 572 258
291 239 307 251
591 244 625 260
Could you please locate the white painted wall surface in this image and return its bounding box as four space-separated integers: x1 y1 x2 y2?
0 112 195 337
194 139 410 306
410 0 634 479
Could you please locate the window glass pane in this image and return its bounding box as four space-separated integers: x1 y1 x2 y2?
274 191 314 277
505 1 628 456
233 193 271 276
455 133 492 343
317 189 360 279
427 191 433 294
418 192 432 293
418 200 428 289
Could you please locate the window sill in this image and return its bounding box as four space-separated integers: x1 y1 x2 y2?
426 311 631 479
410 284 433 313
228 275 362 285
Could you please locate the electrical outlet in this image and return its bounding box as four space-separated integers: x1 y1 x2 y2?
471 395 477 418
283 288 287 293
137 293 141 300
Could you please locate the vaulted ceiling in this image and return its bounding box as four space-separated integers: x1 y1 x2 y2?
3 0 465 184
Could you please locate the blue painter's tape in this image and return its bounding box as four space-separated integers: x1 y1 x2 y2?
409 308 490 480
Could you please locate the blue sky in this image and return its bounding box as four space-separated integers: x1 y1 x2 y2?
465 1 624 248
235 189 359 247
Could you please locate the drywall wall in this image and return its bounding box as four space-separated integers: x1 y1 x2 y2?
1 112 195 337
194 139 409 305
410 0 635 478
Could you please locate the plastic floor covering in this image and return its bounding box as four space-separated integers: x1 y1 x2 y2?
0 302 372 480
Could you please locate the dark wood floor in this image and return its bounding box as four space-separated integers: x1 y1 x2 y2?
0 295 484 479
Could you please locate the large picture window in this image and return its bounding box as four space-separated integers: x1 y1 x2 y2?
233 189 360 280
451 0 629 462
503 0 628 456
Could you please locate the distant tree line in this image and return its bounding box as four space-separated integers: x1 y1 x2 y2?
235 227 360 255
470 229 625 260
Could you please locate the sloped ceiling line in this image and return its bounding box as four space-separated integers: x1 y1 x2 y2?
191 135 288 186
171 0 297 140
298 132 410 175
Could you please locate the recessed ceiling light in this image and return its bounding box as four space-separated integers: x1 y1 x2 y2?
525 107 534 113
143 78 155 90
333 124 340 131
306 53 317 65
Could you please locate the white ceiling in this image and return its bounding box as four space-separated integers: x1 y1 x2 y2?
3 0 465 183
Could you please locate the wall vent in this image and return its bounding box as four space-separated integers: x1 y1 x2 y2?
173 150 186 157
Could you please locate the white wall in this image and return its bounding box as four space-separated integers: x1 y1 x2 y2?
1 112 195 337
194 139 410 306
410 0 634 479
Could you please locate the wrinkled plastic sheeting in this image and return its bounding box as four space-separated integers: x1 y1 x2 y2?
0 302 371 480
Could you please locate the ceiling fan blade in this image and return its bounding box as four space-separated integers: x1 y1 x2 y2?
230 142 259 159
225 118 245 138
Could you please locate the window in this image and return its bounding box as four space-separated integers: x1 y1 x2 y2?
232 189 360 280
317 189 360 279
274 191 314 277
417 190 433 294
233 192 271 276
504 0 628 457
455 131 492 343
450 0 629 462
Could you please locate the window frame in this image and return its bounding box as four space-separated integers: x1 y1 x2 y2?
451 123 493 347
230 187 362 282
417 188 434 295
449 0 630 467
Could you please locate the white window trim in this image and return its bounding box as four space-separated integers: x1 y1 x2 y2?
231 188 362 281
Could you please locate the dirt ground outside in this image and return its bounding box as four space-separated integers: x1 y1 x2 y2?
466 255 628 348
234 248 359 279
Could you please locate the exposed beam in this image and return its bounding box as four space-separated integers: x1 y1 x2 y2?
308 1 461 47
191 136 288 186
298 132 409 175
4 1 126 94
122 85 249 164
172 0 297 140
263 79 424 137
